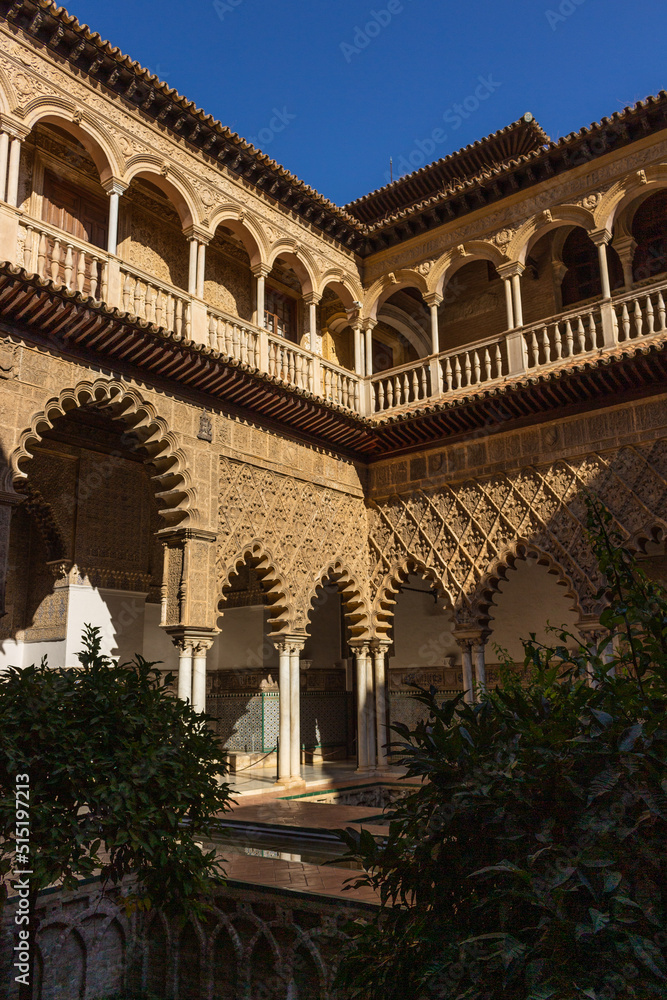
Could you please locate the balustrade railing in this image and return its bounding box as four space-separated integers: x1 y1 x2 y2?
522 304 602 369
8 208 667 421
207 306 260 367
372 359 431 412
321 358 360 410
440 338 506 392
267 334 315 392
19 217 109 301
613 284 667 342
120 265 191 340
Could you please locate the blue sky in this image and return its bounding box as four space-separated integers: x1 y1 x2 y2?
65 0 666 206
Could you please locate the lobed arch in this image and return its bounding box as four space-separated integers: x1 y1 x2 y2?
305 559 370 639
11 378 197 528
365 268 430 322
372 555 457 638
597 163 667 234
124 156 199 230
430 241 507 299
625 520 667 557
510 205 597 266
21 97 125 184
207 205 268 269
218 539 293 635
266 241 317 296
467 539 587 630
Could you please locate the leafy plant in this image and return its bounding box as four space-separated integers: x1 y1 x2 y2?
0 627 232 998
335 498 667 999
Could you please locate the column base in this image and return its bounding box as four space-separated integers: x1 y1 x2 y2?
275 775 307 789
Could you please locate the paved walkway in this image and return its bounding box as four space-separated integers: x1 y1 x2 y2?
222 853 380 907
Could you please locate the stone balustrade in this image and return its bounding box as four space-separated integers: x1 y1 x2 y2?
6 206 667 421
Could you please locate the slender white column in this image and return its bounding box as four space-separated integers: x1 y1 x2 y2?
0 132 9 203
308 301 318 353
289 641 304 780
277 642 291 782
196 241 206 299
188 239 198 295
6 137 22 208
456 638 474 705
597 240 611 299
473 641 487 694
177 641 193 703
354 645 369 770
511 272 523 328
256 274 266 328
107 191 121 255
429 303 439 354
192 640 212 714
503 276 515 330
373 644 390 770
353 325 363 375
365 648 376 769
364 324 374 376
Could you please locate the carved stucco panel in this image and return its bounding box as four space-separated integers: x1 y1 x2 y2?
368 440 667 630
217 456 369 634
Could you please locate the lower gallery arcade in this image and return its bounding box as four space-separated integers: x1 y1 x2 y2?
1 349 666 785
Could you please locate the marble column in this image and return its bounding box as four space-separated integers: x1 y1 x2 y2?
592 231 612 299
256 273 266 327
196 241 206 299
503 276 515 330
455 637 474 705
511 272 524 328
177 639 194 703
276 641 291 783
372 641 391 771
289 639 305 780
6 136 21 208
103 181 127 256
192 639 213 714
188 238 198 296
353 324 363 375
353 643 370 770
0 132 8 203
473 639 487 693
364 321 375 377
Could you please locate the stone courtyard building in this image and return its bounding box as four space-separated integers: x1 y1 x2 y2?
1 0 666 796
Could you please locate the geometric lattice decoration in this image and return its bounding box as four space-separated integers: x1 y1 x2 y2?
369 441 667 631
207 691 349 752
217 456 369 634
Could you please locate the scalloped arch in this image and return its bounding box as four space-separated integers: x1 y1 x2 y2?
468 539 585 628
305 559 370 639
21 96 124 183
372 555 457 637
11 379 197 527
218 539 293 635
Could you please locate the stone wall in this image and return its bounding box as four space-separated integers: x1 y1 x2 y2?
0 880 367 1000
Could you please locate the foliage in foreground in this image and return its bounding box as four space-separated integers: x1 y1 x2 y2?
336 499 667 1000
0 626 232 993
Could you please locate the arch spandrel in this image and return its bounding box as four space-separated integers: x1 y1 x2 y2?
597 163 667 234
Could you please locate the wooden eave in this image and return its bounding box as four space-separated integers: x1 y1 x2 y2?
1 263 666 461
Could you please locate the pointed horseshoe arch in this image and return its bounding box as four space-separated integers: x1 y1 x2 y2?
11 379 197 527
373 556 457 637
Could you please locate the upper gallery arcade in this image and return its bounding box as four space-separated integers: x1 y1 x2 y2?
0 0 666 787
